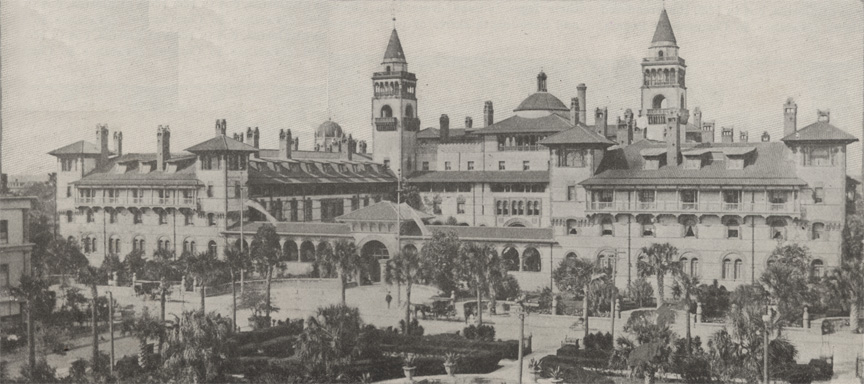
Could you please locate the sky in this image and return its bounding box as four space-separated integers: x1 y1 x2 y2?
2 0 863 177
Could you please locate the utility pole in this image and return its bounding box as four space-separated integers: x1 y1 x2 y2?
108 290 115 375
517 297 526 384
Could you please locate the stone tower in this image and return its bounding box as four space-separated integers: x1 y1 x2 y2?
640 8 689 140
371 28 419 176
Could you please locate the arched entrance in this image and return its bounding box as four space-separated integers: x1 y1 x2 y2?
283 241 298 262
502 247 520 271
361 240 390 283
300 241 316 262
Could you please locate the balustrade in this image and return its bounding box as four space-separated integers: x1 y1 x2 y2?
587 200 798 215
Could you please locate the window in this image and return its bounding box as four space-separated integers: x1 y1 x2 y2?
184 211 194 226
158 210 168 225
558 149 586 168
639 216 655 237
66 186 72 198
133 237 145 253
445 161 452 171
208 213 216 226
601 216 614 236
567 219 579 235
0 264 8 287
207 185 214 198
208 241 218 256
66 211 74 223
234 182 242 199
422 162 429 171
184 239 196 254
383 159 390 169
683 218 697 238
0 220 7 244
86 209 95 223
533 201 541 216
734 260 743 280
498 161 505 170
811 260 825 278
522 248 541 272
523 161 530 171
813 187 825 204
567 186 576 201
502 200 509 215
722 190 741 210
768 190 787 204
769 218 787 240
108 236 120 255
133 210 143 224
722 259 732 280
467 161 474 170
680 190 698 210
726 218 740 239
727 157 744 170
433 201 442 215
158 238 170 251
804 146 834 166
109 210 117 224
638 190 655 209
592 190 614 209
690 258 700 276
812 222 825 240
457 202 465 214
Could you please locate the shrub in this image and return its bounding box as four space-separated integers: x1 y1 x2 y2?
69 359 88 381
807 359 832 381
493 275 521 301
399 318 424 336
115 355 142 380
583 331 613 351
230 321 302 346
17 359 58 383
696 280 730 318
774 364 815 384
537 356 615 384
463 324 495 341
628 278 654 308
237 336 296 358
680 356 713 384
556 343 580 357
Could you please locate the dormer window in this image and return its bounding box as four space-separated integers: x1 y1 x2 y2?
727 156 744 170
644 158 660 170
803 146 835 167
683 156 702 170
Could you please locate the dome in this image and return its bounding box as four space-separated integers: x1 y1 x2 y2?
317 120 343 137
513 92 569 112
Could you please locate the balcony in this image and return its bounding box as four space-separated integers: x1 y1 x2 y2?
498 145 545 152
375 117 398 132
587 200 799 216
646 108 689 125
75 196 198 209
642 56 686 65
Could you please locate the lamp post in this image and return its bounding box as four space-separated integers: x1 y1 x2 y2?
517 295 526 384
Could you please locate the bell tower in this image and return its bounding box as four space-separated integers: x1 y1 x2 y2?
372 28 419 177
640 8 689 140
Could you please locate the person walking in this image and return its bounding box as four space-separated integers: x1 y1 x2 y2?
385 291 393 309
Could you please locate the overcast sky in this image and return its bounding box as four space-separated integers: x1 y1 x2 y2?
2 0 863 176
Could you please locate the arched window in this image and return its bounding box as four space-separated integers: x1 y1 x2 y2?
405 105 414 118
502 247 519 271
66 211 74 223
565 252 578 261
812 223 825 240
184 238 196 254
534 201 540 216
83 236 91 253
284 241 298 262
133 236 144 253
601 216 614 236
734 260 743 280
652 94 667 110
158 237 170 252
518 201 524 216
380 105 393 118
680 257 689 274
769 218 787 240
522 248 541 272
109 235 121 255
208 241 217 256
566 219 579 235
502 201 509 216
638 215 655 237
811 260 824 278
722 259 732 279
658 50 664 58
690 258 699 276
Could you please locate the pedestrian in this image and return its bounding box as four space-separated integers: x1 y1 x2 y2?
385 291 393 309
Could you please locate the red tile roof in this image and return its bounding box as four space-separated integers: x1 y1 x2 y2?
780 121 858 143
469 114 574 135
513 92 569 112
581 140 806 187
652 9 677 45
383 29 407 63
185 136 259 153
539 124 615 146
48 140 104 156
407 171 549 184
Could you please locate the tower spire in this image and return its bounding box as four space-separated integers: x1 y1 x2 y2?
651 8 677 46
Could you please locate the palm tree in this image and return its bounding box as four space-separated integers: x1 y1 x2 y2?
672 271 700 354
320 240 361 305
76 264 106 368
456 242 506 325
638 243 680 308
10 275 53 375
552 257 605 339
385 249 424 334
162 310 233 383
224 245 250 332
297 304 364 375
144 249 178 354
823 257 864 332
182 251 221 313
249 224 286 325
133 308 163 370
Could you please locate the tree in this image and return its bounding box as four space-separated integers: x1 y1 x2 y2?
133 308 163 370
671 272 700 354
99 253 124 285
144 249 179 355
628 277 654 308
223 245 250 332
392 183 423 211
419 230 461 294
320 240 362 305
181 251 222 313
10 275 55 375
761 244 817 324
297 305 366 376
75 264 106 369
622 307 677 384
385 249 425 334
456 242 506 325
123 249 147 283
553 257 607 339
638 243 680 308
249 224 286 325
823 257 864 333
161 310 233 383
45 238 88 283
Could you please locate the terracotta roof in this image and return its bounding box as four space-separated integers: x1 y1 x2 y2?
225 221 352 236
336 201 434 221
652 9 677 45
780 121 859 143
581 140 807 187
421 225 555 243
247 157 395 186
383 29 407 64
513 92 569 112
407 171 549 184
48 140 104 156
539 124 615 146
185 136 259 153
416 128 472 140
470 114 573 135
114 152 196 163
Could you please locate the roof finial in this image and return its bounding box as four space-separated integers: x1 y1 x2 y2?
391 0 396 29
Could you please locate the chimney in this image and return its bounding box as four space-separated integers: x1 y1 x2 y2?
96 124 110 167
293 137 299 151
693 107 702 132
576 84 587 124
465 116 473 129
739 131 749 143
817 109 830 123
761 131 771 142
595 108 609 138
570 98 580 125
280 129 292 159
360 141 367 154
721 127 734 143
783 98 797 138
215 119 226 137
665 110 681 166
157 125 171 171
483 101 494 127
347 134 355 161
439 114 450 142
113 131 123 157
701 121 715 143
536 70 547 92
233 132 243 141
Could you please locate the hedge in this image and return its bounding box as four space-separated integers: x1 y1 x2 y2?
236 335 296 358
230 321 303 346
553 348 611 369
372 329 527 359
537 355 616 384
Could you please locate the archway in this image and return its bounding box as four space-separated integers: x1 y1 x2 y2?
652 94 667 109
283 241 298 262
300 241 316 262
361 240 390 283
381 105 393 118
502 247 520 271
405 105 414 118
522 248 541 272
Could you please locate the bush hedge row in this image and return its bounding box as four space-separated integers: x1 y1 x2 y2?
537 355 615 384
